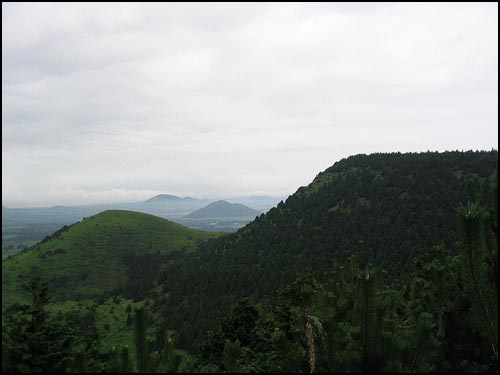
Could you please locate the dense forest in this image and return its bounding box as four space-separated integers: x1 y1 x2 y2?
2 150 498 373
152 151 498 350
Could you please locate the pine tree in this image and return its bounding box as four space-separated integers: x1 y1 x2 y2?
126 312 133 327
408 312 440 372
2 276 75 372
164 330 179 372
356 269 385 372
458 199 498 361
133 306 147 372
121 345 130 373
222 339 241 372
110 346 118 372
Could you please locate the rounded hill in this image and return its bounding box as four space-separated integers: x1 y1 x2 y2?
184 200 260 219
2 210 220 306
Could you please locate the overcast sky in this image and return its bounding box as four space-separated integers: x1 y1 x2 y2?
2 2 498 207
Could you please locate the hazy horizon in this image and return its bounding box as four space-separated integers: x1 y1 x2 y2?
3 3 498 208
2 191 287 209
3 148 497 209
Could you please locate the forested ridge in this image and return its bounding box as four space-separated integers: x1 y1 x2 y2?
2 150 498 373
152 150 498 349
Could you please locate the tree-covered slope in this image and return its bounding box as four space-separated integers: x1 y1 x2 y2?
2 210 220 307
152 150 498 348
184 200 260 219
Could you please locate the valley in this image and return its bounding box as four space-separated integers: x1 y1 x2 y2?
3 150 498 373
2 196 280 258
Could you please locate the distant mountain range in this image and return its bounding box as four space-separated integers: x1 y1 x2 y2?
184 200 260 219
143 194 283 211
3 194 284 212
2 195 283 254
144 194 203 203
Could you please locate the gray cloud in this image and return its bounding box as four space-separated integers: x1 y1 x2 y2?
2 2 498 207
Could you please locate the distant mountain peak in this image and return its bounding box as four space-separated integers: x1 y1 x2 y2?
184 200 260 219
145 194 181 202
212 200 231 205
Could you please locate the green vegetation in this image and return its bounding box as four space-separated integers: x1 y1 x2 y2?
2 210 220 306
2 276 110 372
2 150 498 372
1 199 212 255
45 297 140 357
2 219 65 259
153 150 498 350
189 196 497 372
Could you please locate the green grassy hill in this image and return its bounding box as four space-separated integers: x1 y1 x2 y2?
2 210 220 307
